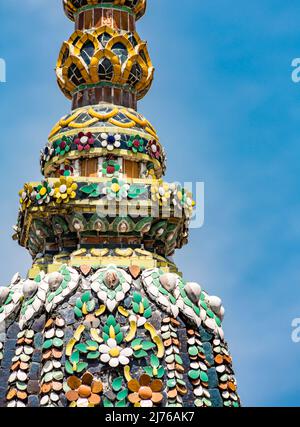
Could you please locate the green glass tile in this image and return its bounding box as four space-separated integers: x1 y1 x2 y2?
142 341 156 351
133 292 142 304
70 350 80 364
54 288 63 297
200 371 209 383
117 389 128 401
75 343 88 353
82 291 91 303
87 351 100 359
167 379 176 388
175 355 183 365
200 301 208 310
132 302 139 314
74 307 83 318
107 315 116 327
207 310 214 319
42 339 53 350
157 367 165 378
112 377 123 392
116 332 123 344
134 349 148 359
65 360 73 374
150 354 160 368
76 362 88 373
188 346 198 357
103 398 114 407
188 369 200 380
53 338 63 348
144 307 152 319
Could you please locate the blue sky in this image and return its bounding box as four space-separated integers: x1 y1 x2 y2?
1 0 300 406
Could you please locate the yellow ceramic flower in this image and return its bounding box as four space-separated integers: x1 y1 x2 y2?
19 183 34 210
173 186 196 218
146 168 156 179
151 181 171 206
53 176 78 204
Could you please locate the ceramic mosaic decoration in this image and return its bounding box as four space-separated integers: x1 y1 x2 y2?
0 0 240 408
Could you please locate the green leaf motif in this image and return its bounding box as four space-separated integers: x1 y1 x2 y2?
82 291 91 303
103 398 114 407
144 307 152 319
116 332 123 345
76 362 89 373
132 302 140 314
75 343 88 353
70 350 80 364
143 367 154 377
142 341 156 351
157 366 165 378
133 292 142 304
65 360 73 375
150 354 160 368
80 183 101 198
87 351 100 359
128 185 147 199
74 307 83 318
134 349 148 359
112 377 123 392
131 338 142 348
117 389 128 401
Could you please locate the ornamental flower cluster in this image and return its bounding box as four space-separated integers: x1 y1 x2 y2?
74 132 95 152
102 159 121 178
53 136 72 156
53 177 78 204
128 375 163 407
150 181 195 217
147 140 161 160
100 133 121 151
127 135 144 153
19 181 54 209
19 177 78 209
102 178 130 201
99 338 133 368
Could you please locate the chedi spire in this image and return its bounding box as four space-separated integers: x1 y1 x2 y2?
0 0 240 408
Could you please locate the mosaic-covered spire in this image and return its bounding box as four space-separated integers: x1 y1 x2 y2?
58 0 153 110
0 1 240 408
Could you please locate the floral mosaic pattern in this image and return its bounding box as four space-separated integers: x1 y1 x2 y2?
53 136 72 156
40 317 65 407
3 0 241 408
127 135 145 153
147 140 161 160
100 133 121 151
127 374 163 407
102 178 130 201
74 132 95 152
53 177 78 204
101 159 121 178
6 329 34 407
65 372 103 407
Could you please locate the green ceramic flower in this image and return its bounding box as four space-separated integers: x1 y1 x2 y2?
53 136 72 156
34 180 54 205
127 135 145 153
102 160 121 178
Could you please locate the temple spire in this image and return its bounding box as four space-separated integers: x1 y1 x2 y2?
58 0 152 110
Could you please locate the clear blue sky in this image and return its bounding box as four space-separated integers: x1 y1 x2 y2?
1 0 300 406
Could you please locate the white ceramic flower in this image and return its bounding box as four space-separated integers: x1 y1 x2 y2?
100 133 121 151
99 338 133 367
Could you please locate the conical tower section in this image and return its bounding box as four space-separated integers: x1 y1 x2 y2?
0 1 240 408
